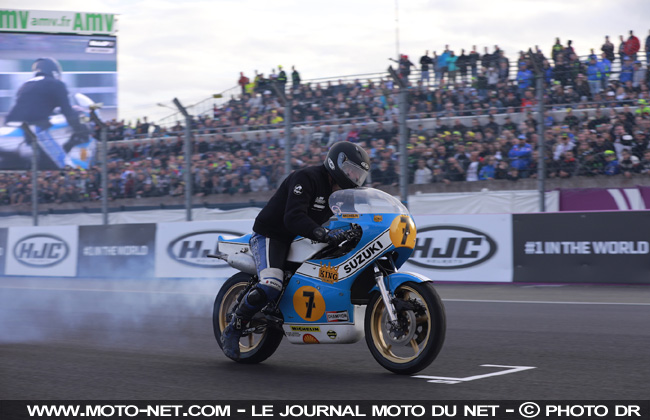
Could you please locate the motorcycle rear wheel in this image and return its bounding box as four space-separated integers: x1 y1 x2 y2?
365 281 446 374
213 272 284 364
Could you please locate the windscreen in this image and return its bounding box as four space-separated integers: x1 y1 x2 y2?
329 187 408 215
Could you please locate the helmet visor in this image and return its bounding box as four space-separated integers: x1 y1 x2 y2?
338 152 368 187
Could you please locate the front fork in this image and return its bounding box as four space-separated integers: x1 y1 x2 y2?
374 264 398 323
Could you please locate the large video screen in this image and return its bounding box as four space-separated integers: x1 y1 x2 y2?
0 32 118 121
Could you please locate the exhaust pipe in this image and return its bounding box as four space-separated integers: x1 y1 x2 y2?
208 252 257 275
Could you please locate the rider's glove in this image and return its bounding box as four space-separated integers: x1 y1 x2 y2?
312 226 348 246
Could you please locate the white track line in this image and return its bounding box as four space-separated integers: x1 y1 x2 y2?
1 285 649 306
444 298 650 306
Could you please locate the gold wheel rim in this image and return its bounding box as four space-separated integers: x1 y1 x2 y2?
219 281 265 353
369 285 431 364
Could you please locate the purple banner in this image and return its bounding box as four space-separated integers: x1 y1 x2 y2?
559 187 650 211
639 186 650 208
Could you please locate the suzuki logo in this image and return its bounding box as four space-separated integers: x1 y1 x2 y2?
408 226 497 269
13 234 69 267
167 230 242 268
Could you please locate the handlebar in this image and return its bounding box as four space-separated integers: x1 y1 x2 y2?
336 223 362 248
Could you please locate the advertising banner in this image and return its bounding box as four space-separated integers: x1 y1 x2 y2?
559 188 647 211
0 9 118 35
0 16 118 129
402 214 513 283
155 220 253 278
5 225 78 277
513 212 650 284
0 227 7 276
78 224 156 278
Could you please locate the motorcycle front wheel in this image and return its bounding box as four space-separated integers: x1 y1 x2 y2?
213 272 284 364
365 281 446 374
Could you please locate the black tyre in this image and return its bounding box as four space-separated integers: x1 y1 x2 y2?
213 272 284 364
365 281 446 374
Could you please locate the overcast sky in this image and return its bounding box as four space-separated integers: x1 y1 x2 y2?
7 0 650 124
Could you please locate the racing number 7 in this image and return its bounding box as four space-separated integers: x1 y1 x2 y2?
303 291 316 319
400 216 410 246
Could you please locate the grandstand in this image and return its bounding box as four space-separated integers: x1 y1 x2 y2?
1 40 650 215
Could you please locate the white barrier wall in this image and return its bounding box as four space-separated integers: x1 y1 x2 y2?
155 220 253 278
404 214 513 283
408 190 559 215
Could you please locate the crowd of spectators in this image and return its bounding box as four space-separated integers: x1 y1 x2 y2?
2 32 650 208
2 100 650 207
99 31 650 141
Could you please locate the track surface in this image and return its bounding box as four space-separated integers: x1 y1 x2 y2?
1 277 649 400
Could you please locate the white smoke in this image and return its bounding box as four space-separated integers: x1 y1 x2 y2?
0 277 226 348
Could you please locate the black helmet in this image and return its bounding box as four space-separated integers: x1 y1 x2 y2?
32 57 63 79
324 141 370 189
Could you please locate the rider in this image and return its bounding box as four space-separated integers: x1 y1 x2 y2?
4 57 89 169
221 141 371 360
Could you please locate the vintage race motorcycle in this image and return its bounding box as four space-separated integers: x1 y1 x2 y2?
211 187 446 374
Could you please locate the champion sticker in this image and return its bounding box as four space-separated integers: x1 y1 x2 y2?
327 158 335 170
326 311 349 322
293 184 303 195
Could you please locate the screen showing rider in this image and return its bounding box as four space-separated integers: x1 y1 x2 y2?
221 141 371 360
4 57 89 169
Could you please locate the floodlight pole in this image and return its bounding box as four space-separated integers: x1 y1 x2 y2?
173 98 193 221
271 82 292 180
528 49 546 212
394 0 400 61
536 76 546 212
22 123 38 226
89 106 109 224
388 66 409 208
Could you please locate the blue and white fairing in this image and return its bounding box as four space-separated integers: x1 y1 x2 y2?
217 187 420 345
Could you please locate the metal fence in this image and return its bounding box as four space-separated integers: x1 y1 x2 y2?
152 51 648 130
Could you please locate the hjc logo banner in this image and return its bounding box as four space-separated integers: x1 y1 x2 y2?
13 234 69 267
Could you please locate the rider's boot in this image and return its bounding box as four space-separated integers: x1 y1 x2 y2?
221 268 284 361
221 312 248 360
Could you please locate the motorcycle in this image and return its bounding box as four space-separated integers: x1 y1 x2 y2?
211 187 446 374
0 93 97 170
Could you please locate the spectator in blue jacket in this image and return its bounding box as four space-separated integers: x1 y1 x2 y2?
508 134 533 178
598 52 612 89
478 155 497 180
516 64 534 96
586 57 602 95
543 60 554 85
438 47 450 83
619 57 634 84
447 51 458 83
603 150 620 175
